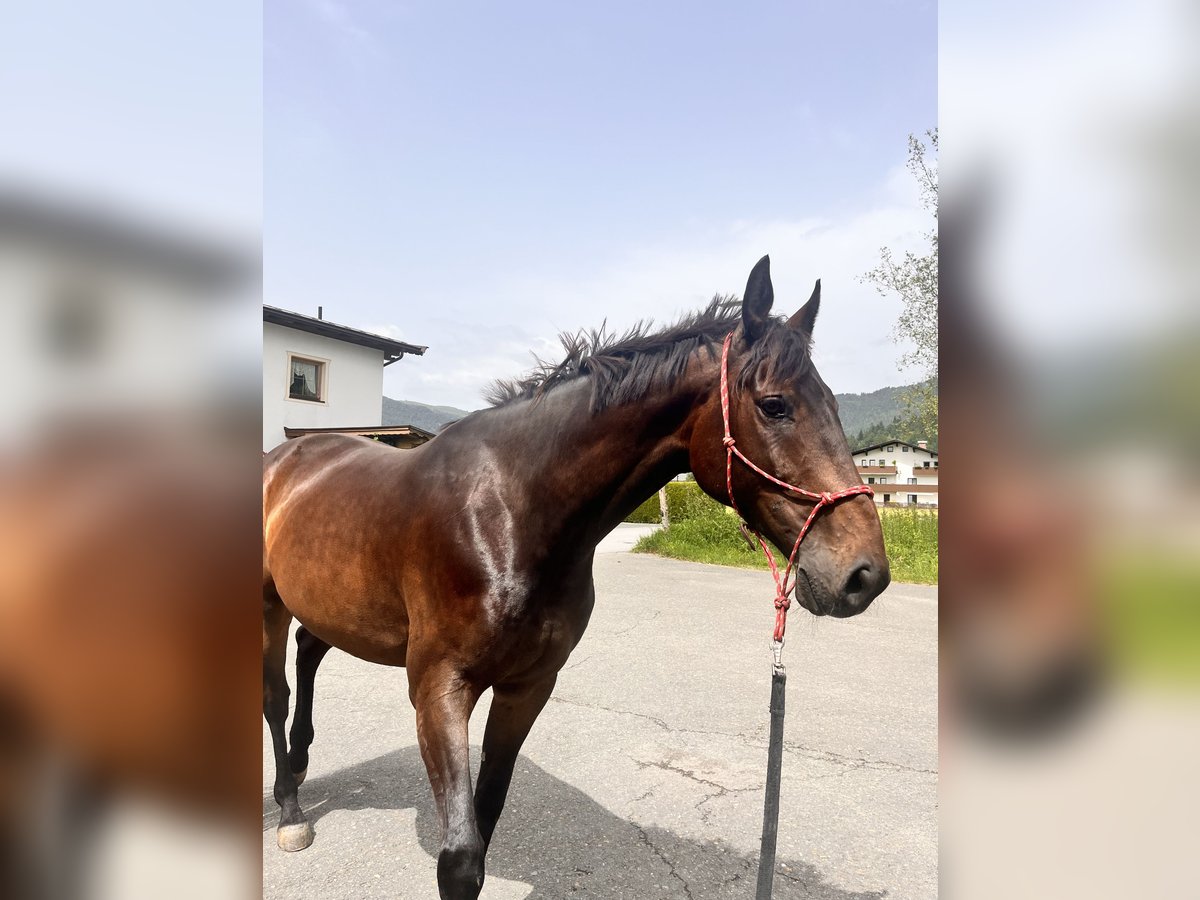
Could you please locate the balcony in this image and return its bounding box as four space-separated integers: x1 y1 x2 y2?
857 465 897 475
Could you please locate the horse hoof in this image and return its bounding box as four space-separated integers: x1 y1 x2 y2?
277 821 315 852
293 767 307 786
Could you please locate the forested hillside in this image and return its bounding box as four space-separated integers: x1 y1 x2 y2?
835 385 912 436
382 397 471 433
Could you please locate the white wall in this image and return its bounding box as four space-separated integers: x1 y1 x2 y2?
2 238 254 443
263 322 385 451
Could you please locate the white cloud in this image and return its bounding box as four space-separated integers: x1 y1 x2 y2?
306 0 371 45
359 322 409 341
384 195 930 410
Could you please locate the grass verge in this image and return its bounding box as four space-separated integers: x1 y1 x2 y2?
632 503 938 585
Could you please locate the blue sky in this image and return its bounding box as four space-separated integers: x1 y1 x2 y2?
270 1 937 409
1 2 261 234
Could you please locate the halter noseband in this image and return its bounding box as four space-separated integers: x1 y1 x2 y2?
719 330 874 644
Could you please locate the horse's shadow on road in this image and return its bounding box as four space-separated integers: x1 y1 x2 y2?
264 746 887 899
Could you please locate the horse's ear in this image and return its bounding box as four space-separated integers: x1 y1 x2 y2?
742 255 774 343
787 279 820 336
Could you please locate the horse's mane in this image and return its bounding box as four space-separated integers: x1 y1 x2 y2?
486 294 812 412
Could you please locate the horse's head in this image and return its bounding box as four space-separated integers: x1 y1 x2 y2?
689 256 890 618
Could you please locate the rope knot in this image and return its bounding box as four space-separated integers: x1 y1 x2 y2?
819 491 833 504
722 436 736 448
773 594 790 611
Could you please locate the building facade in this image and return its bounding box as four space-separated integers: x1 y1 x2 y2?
852 439 939 507
263 306 426 451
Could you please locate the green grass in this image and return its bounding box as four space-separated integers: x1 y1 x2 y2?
877 507 939 584
633 503 767 569
632 499 938 585
1102 555 1200 683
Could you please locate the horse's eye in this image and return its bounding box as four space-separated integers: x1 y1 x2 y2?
758 396 788 419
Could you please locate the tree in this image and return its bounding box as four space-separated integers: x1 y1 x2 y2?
848 414 938 454
861 130 938 442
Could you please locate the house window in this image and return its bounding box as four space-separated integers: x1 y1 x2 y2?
883 494 891 503
886 445 894 452
902 446 910 452
923 461 930 468
908 494 918 504
288 354 326 403
878 477 888 484
867 477 876 484
907 477 917 485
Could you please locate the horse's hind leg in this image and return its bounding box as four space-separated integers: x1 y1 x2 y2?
474 675 556 849
410 661 484 900
287 626 331 786
263 585 312 851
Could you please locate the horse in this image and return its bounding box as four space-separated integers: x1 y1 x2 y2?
0 423 262 898
261 256 890 899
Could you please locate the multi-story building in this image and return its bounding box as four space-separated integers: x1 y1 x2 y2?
851 439 938 507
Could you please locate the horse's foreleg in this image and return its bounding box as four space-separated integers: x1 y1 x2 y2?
263 589 311 852
287 626 331 786
411 664 484 900
474 674 556 848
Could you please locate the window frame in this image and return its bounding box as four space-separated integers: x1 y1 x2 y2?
286 351 330 404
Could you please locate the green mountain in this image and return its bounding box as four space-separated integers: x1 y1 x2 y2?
382 397 473 433
835 385 915 437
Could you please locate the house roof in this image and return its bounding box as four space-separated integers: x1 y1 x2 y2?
852 439 938 457
0 188 258 290
283 424 434 446
264 306 427 362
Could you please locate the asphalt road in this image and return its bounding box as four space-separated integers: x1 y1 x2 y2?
263 526 938 899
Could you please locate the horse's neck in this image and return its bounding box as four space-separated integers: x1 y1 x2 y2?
477 373 707 552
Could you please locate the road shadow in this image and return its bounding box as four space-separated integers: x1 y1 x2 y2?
264 746 887 899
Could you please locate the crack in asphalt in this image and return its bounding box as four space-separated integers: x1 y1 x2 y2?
627 788 656 807
630 822 695 900
600 609 663 637
632 758 759 826
779 741 938 777
548 695 749 742
550 694 938 778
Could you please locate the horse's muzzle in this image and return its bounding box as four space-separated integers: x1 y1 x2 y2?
794 558 890 618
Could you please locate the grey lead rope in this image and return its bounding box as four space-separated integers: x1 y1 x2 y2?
755 652 787 899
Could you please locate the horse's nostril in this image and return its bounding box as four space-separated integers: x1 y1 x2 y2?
842 558 889 608
845 565 869 599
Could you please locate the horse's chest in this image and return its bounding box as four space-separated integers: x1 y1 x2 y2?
476 582 592 678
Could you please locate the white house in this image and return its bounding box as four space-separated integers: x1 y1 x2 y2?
0 189 257 439
852 439 939 507
263 306 429 452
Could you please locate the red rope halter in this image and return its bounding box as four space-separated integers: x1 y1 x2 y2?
719 331 874 644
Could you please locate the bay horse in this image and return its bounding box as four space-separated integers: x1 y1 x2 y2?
262 256 890 899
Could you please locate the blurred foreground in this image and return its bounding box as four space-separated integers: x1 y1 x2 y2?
0 3 261 895
0 186 262 899
941 1 1200 896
